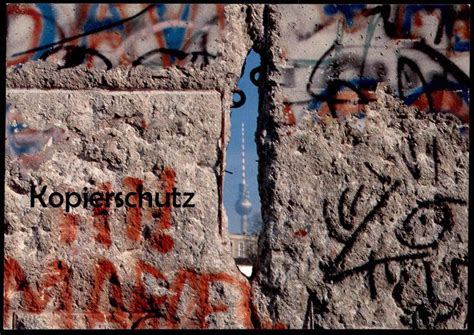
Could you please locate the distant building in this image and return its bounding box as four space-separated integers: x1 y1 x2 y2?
229 233 257 277
229 233 257 260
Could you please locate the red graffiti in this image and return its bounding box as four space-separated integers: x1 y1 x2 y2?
167 271 228 328
166 269 252 329
46 167 178 252
123 168 176 253
4 257 73 328
294 229 308 237
123 177 144 242
410 90 469 124
132 260 168 311
7 4 226 69
6 5 43 66
85 259 130 328
283 102 296 126
150 168 176 253
4 257 252 329
92 182 113 247
261 321 289 329
60 212 80 245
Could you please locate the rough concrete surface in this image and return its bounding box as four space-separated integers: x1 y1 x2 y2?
250 5 469 329
4 3 470 330
5 90 252 329
253 85 468 329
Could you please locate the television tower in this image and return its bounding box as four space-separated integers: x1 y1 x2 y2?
234 122 252 235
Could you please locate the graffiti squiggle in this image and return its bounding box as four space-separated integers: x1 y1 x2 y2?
278 5 470 124
7 4 225 69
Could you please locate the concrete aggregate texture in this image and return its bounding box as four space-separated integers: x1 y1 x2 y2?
4 3 470 329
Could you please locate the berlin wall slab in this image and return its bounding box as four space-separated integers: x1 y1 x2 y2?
6 4 253 94
5 90 252 329
252 84 468 329
250 5 469 329
4 3 470 331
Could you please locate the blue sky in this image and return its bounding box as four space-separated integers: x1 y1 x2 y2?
224 49 261 234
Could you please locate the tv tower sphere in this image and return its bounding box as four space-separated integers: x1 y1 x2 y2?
234 123 253 234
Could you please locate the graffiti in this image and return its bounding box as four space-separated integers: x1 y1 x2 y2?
7 4 225 69
317 132 467 328
59 213 80 245
49 171 177 252
231 88 246 109
4 165 254 329
303 287 329 329
6 105 65 157
5 105 66 171
278 5 470 124
4 258 74 329
4 257 252 329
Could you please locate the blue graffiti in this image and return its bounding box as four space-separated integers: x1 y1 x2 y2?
323 5 367 27
155 4 191 63
82 4 125 47
31 4 57 61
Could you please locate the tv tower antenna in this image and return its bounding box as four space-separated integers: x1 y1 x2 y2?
234 123 252 235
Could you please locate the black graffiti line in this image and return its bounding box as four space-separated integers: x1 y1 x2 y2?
337 185 366 231
338 188 352 230
325 251 429 282
367 5 399 39
350 185 365 218
400 132 421 180
364 162 389 184
413 41 469 86
303 299 315 329
189 51 216 65
368 5 461 49
12 4 156 57
423 260 436 304
422 260 461 327
395 197 466 250
415 196 467 209
434 298 462 327
450 257 468 285
397 56 434 114
430 195 467 205
384 261 396 284
132 48 217 67
303 288 329 329
368 251 377 299
306 43 336 94
395 206 447 250
433 6 452 45
316 79 370 119
333 179 401 269
39 45 113 70
134 48 189 63
323 199 350 244
432 138 440 184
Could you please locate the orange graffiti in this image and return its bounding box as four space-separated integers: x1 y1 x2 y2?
4 257 253 329
4 257 73 328
60 212 80 245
